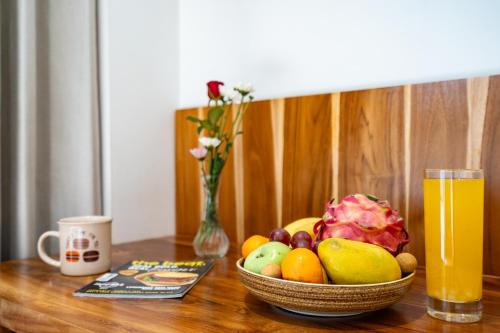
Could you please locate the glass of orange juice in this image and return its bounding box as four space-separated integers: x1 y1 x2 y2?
424 169 484 323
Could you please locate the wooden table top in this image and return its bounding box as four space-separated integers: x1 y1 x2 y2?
1 236 499 333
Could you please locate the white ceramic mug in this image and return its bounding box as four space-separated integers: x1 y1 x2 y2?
37 216 112 276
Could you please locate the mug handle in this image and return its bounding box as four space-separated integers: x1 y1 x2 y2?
37 231 61 267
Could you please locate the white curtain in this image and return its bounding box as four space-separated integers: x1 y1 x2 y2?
1 0 102 260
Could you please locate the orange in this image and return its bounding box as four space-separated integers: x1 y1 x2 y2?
241 235 269 258
281 248 324 284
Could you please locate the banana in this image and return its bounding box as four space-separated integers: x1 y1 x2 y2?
284 217 321 238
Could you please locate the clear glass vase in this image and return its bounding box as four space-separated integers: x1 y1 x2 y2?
193 175 229 258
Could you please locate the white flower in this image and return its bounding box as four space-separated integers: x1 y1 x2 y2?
234 82 254 94
199 136 221 148
220 85 237 100
189 147 208 160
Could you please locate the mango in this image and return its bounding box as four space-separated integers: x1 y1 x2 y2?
318 238 401 284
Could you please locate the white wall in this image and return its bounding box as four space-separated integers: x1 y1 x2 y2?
99 0 178 243
179 0 500 108
99 0 500 243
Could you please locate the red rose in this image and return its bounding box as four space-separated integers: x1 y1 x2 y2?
207 81 224 99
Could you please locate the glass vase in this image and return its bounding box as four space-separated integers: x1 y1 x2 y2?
193 175 229 258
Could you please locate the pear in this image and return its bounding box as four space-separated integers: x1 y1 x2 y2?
244 241 291 274
318 238 401 284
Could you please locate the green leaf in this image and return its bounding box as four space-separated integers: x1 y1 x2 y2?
225 142 233 153
186 115 200 123
366 194 379 202
235 131 243 136
200 120 214 130
197 126 203 134
208 107 224 125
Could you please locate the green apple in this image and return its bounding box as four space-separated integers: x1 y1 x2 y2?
243 241 291 274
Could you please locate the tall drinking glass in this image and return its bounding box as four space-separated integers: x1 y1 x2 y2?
424 169 484 323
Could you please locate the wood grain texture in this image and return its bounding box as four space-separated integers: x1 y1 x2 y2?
467 77 489 169
218 146 238 244
408 79 469 263
282 94 333 224
330 93 341 201
175 108 202 238
176 74 500 277
242 100 279 238
403 85 412 226
270 99 285 228
482 75 500 276
338 87 405 216
1 238 500 333
231 105 245 246
216 107 239 245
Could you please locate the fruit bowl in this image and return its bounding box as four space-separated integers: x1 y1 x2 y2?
236 258 415 317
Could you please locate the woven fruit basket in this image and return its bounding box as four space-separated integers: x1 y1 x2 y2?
236 258 415 317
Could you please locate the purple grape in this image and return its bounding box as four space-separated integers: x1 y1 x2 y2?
293 239 312 250
290 231 312 249
312 240 321 254
269 228 291 246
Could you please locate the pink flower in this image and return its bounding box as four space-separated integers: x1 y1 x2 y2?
189 147 208 160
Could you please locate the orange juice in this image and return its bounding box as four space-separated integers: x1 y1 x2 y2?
424 177 484 302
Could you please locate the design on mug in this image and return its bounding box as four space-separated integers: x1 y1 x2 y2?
65 227 101 263
65 251 80 263
73 238 90 249
83 250 99 262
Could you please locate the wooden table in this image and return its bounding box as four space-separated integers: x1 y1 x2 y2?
1 237 499 332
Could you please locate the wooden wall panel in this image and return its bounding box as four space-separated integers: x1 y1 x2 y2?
408 80 469 263
242 100 279 239
282 94 333 224
218 135 238 246
175 74 500 277
338 87 405 216
175 108 202 238
482 76 500 276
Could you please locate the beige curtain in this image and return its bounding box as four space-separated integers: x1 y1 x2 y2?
0 0 102 260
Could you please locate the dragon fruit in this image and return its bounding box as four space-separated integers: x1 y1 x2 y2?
313 194 409 255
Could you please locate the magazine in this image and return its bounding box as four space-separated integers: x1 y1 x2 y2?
74 259 213 298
